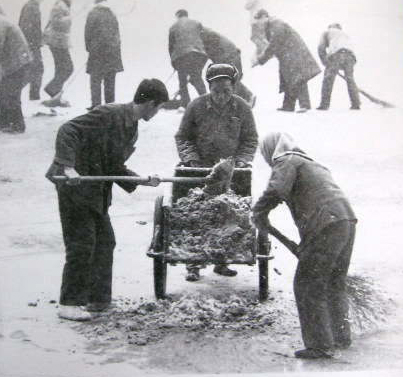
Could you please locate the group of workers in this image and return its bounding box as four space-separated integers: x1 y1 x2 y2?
1 0 359 361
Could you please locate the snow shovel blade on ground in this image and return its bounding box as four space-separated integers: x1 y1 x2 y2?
52 158 236 194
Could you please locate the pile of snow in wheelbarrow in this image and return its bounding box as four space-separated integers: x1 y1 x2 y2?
168 188 255 262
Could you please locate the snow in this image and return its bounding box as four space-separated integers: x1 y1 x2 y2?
1 0 403 376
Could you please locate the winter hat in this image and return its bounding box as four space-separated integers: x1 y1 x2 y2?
328 23 342 30
175 9 188 18
205 63 239 84
133 79 169 106
254 9 269 19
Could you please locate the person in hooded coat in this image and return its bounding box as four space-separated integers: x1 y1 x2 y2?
0 9 32 133
252 11 321 112
200 27 255 107
252 132 357 359
85 0 123 109
19 0 44 100
42 0 73 99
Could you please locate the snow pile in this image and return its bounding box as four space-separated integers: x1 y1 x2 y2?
75 291 297 346
169 188 255 263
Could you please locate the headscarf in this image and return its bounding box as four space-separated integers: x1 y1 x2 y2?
259 132 308 166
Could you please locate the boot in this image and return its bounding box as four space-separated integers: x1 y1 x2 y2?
213 265 237 277
57 305 92 321
294 348 334 359
186 268 200 282
86 302 112 312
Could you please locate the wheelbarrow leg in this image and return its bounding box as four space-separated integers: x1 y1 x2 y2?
258 231 270 302
152 196 167 299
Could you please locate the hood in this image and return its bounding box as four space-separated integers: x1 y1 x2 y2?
260 132 307 166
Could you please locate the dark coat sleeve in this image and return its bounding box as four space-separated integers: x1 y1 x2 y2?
235 102 258 164
19 2 42 50
252 158 297 216
174 101 201 163
317 31 329 66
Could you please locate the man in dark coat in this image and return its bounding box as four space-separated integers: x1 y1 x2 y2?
85 0 123 109
168 9 208 108
42 0 73 100
252 132 357 359
46 79 168 321
252 11 321 112
0 11 32 133
19 0 44 100
201 27 255 107
175 63 258 281
317 23 360 110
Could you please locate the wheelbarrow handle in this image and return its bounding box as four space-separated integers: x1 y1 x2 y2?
52 175 208 184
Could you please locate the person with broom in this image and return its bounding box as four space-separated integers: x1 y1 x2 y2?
46 79 168 321
317 23 360 110
252 132 357 359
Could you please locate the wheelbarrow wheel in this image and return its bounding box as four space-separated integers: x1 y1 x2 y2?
153 195 167 299
258 231 269 302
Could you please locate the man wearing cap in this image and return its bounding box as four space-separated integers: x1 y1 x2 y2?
46 79 169 321
168 9 208 109
201 27 256 107
317 23 360 110
252 11 321 113
175 63 258 281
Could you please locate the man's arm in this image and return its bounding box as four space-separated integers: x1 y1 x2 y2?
175 102 201 165
318 31 329 66
235 104 258 166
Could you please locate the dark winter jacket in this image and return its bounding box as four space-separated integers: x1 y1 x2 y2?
43 0 71 49
168 17 206 64
46 103 139 214
175 94 258 166
253 133 356 248
201 27 240 64
258 18 321 93
19 0 42 51
85 2 123 75
0 14 32 80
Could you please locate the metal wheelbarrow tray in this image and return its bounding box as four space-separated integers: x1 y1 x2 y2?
147 166 271 302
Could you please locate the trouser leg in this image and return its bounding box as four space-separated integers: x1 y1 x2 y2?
45 47 74 97
282 90 297 111
58 192 97 306
294 221 354 351
29 49 44 100
188 54 207 97
90 73 102 107
343 59 360 108
177 69 191 108
297 82 311 109
104 71 116 104
328 222 355 347
0 66 27 132
319 65 338 109
88 213 116 304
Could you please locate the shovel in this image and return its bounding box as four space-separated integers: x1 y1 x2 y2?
52 158 236 195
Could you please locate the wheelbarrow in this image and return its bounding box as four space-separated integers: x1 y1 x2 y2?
147 166 272 302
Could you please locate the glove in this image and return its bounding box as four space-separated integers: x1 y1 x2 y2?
188 160 203 168
64 167 81 186
251 211 270 232
235 161 251 168
142 174 161 187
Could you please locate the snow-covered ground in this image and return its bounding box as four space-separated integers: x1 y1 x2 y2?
1 0 403 376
